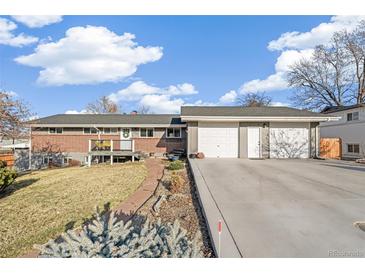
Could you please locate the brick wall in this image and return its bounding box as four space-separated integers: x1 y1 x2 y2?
134 138 185 153
31 134 121 153
31 134 186 154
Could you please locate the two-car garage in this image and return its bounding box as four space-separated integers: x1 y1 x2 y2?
196 121 311 159
181 106 332 159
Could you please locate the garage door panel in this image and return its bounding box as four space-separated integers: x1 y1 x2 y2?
270 123 309 158
198 122 238 158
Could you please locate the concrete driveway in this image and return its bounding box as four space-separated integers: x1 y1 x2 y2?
192 158 365 257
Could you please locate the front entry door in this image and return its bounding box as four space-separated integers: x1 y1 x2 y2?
120 128 132 150
247 127 261 158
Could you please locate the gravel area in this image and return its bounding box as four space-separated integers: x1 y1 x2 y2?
136 159 215 257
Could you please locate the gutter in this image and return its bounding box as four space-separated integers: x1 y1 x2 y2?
181 116 341 122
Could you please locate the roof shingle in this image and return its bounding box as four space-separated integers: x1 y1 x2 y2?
181 106 329 117
30 114 184 126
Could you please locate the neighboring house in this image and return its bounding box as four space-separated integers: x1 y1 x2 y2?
320 104 365 160
181 106 337 159
29 114 186 169
28 106 337 169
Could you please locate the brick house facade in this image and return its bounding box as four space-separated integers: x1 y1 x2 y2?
29 114 186 168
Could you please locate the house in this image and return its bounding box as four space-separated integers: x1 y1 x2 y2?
29 114 186 168
28 106 337 168
320 104 365 160
181 106 337 158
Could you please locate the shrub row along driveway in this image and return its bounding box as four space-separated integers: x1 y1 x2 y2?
0 163 147 257
193 158 365 257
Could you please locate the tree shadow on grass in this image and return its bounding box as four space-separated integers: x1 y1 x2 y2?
0 178 39 199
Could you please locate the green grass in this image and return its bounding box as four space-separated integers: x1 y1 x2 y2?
0 163 147 257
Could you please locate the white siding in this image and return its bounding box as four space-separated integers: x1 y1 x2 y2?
320 106 365 158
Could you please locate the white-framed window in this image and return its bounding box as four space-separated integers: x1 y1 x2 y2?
347 144 360 154
83 128 98 134
140 128 154 138
63 157 70 164
49 127 63 134
347 111 359 121
102 128 118 134
166 128 181 138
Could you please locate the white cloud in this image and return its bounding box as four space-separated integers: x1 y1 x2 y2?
108 81 198 102
219 90 237 104
15 26 163 86
108 81 199 114
0 17 38 47
268 16 365 51
11 15 63 28
240 49 314 93
270 101 290 107
240 72 288 93
65 109 89 114
241 16 365 94
139 94 184 114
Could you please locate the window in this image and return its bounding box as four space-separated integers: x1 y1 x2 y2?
347 112 359 121
43 157 49 164
353 112 359 120
110 128 118 133
103 128 111 134
83 128 91 134
63 157 70 164
166 128 181 138
347 144 360 154
49 127 63 134
140 128 154 137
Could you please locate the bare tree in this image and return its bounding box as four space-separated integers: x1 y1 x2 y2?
0 91 33 144
237 92 272 107
138 105 152 114
337 21 365 104
85 96 121 114
287 21 365 110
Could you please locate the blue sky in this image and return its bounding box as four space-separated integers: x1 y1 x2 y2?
1 15 364 117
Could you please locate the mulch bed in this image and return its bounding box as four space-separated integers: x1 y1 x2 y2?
136 159 215 257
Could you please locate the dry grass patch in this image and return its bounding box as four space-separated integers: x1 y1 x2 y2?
0 163 147 257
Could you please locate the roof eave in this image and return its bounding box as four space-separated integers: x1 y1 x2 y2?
29 123 186 128
180 116 340 122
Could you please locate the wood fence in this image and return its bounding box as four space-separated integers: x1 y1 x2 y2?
0 152 15 167
320 138 342 159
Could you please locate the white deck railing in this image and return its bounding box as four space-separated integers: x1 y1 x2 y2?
88 139 135 152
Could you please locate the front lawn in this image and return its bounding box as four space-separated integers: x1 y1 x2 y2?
0 163 147 257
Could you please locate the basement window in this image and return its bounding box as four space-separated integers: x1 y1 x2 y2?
347 112 359 121
347 144 360 154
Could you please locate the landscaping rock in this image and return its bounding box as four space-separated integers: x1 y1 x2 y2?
152 194 166 214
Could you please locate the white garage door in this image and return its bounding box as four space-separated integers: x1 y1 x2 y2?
198 122 238 158
270 122 309 158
